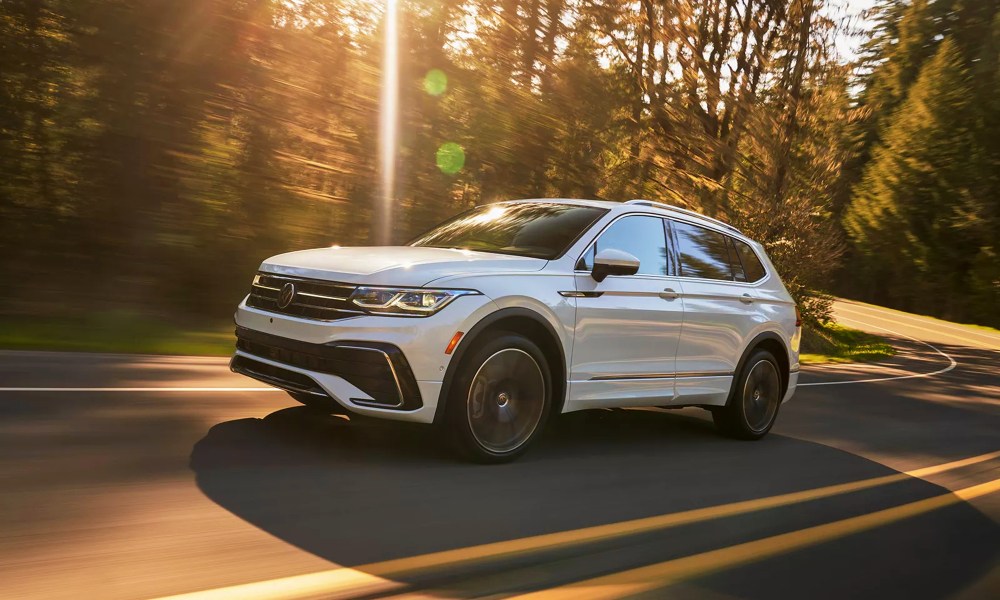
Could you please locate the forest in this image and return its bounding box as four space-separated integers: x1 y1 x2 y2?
1 0 998 329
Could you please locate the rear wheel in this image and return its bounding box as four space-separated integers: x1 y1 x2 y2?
446 332 551 463
713 349 783 440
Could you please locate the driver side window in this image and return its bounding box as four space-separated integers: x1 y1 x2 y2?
576 215 668 276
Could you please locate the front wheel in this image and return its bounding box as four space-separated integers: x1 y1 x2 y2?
445 332 552 463
713 349 783 440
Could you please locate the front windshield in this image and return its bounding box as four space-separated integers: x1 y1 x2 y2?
410 203 607 259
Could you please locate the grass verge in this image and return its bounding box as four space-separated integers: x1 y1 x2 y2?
0 313 234 356
800 321 896 365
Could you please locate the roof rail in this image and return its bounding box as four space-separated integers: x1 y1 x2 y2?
625 199 742 234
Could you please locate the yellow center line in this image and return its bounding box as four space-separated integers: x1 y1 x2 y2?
152 450 1000 600
511 476 1000 600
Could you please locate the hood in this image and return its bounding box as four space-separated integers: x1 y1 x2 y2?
260 245 547 287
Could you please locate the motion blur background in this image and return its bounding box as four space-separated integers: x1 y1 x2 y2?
1 0 998 349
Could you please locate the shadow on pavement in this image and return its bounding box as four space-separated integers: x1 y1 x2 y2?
190 406 1000 598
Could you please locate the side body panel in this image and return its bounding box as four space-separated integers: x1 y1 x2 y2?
671 278 764 405
566 272 683 410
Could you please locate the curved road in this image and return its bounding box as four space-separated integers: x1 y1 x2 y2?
1 300 998 599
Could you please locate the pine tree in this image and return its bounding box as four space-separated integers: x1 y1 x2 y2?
965 10 1000 325
845 38 977 317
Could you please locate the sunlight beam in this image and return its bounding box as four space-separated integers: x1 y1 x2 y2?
378 0 399 245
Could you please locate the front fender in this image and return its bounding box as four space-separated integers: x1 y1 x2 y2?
432 305 571 424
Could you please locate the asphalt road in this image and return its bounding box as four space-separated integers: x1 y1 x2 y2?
1 300 998 599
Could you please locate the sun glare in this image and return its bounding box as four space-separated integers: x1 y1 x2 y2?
378 0 399 245
470 205 507 224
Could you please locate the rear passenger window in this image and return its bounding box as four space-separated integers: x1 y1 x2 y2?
727 237 747 282
733 239 767 282
670 221 734 280
577 215 667 276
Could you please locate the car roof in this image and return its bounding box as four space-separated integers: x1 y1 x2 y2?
499 198 744 236
500 198 623 210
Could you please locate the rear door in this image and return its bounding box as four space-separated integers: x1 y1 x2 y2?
668 219 762 405
567 214 684 410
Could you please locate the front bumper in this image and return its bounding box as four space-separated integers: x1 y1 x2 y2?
233 293 497 423
233 327 422 410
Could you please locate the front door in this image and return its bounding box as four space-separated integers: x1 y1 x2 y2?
567 214 684 410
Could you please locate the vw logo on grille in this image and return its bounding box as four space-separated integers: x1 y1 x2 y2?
277 282 296 309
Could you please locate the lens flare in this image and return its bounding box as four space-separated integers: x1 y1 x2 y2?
378 0 399 245
424 69 448 96
436 142 465 175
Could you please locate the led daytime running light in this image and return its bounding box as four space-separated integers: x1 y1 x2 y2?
350 287 478 316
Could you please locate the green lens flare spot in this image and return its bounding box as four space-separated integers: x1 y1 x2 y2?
436 142 465 175
424 69 448 96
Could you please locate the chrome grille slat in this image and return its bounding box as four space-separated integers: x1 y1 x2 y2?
296 291 348 301
292 301 364 313
246 272 360 321
256 273 354 294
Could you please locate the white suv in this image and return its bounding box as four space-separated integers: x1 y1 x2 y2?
232 199 801 462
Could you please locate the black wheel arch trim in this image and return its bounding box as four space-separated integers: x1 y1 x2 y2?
728 331 791 406
433 307 567 424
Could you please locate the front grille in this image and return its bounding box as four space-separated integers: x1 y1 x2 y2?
235 327 422 410
246 272 362 321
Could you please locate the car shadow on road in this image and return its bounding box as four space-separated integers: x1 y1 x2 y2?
190 406 1000 599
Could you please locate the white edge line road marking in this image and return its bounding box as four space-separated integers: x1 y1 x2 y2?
148 450 1000 600
837 302 1000 344
0 387 282 392
799 314 957 387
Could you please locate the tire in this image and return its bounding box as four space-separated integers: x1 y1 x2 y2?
713 349 783 440
445 332 552 463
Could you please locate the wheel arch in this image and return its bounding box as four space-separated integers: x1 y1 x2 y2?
733 331 791 401
434 307 567 424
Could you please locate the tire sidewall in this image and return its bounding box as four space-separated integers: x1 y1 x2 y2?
446 331 552 463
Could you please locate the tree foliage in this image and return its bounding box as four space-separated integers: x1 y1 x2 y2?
0 0 878 323
842 0 1000 326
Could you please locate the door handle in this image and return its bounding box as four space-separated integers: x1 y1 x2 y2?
660 288 680 301
740 293 754 304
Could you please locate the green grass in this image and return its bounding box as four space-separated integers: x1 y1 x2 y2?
0 312 234 356
799 321 896 365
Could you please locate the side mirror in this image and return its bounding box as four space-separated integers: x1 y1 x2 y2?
591 248 640 282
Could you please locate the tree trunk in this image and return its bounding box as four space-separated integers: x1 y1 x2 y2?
771 0 814 205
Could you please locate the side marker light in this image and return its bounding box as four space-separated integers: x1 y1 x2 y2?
445 331 464 355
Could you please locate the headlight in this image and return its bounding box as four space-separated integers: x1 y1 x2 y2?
349 287 480 316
